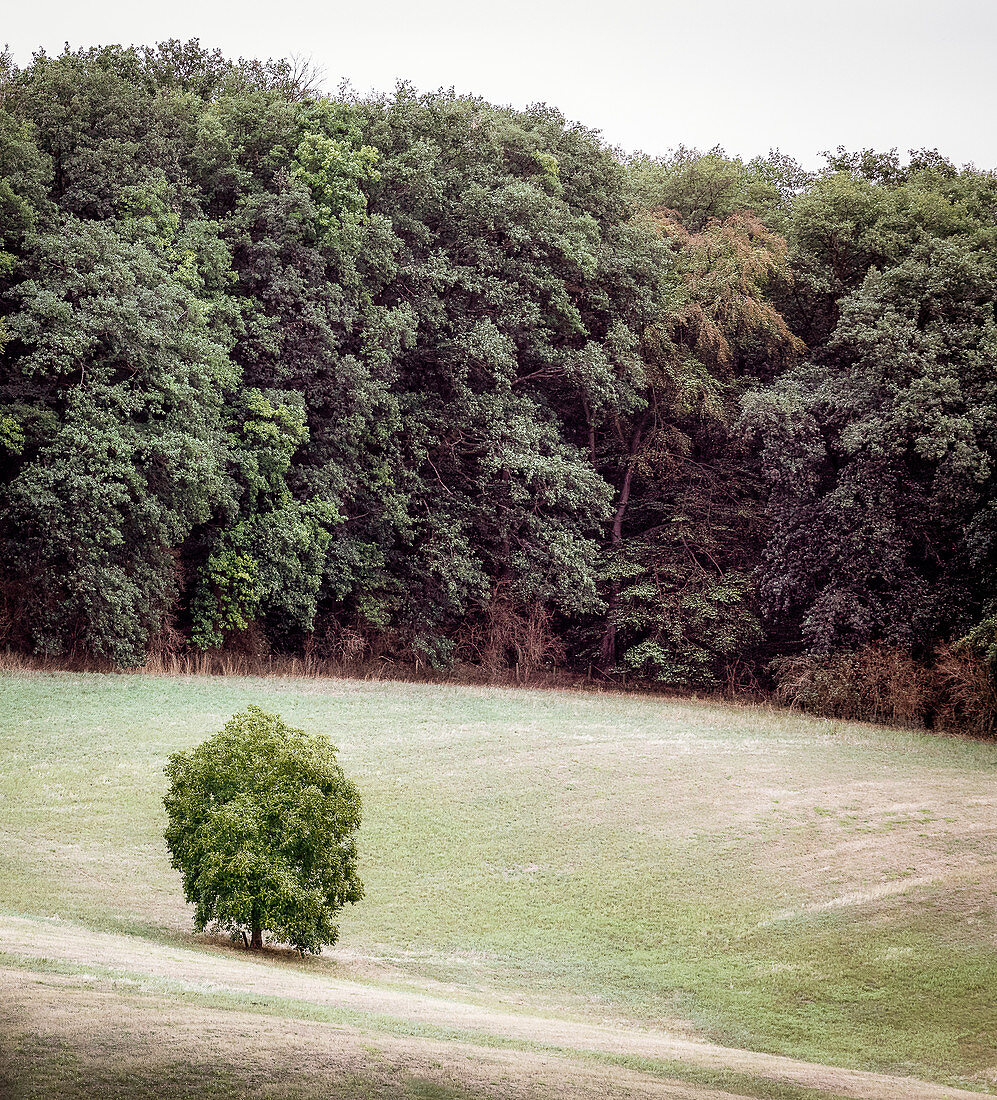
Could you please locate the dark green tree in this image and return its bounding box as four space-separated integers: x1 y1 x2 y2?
0 213 237 663
744 233 997 654
3 41 997 727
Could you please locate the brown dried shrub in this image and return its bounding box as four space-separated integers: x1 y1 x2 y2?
771 643 997 736
931 642 997 738
456 597 566 683
771 645 931 728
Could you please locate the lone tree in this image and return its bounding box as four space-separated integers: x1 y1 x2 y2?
163 706 363 953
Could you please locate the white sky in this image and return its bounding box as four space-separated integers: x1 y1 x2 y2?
4 0 996 169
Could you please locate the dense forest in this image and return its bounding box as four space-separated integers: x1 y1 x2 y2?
2 41 996 732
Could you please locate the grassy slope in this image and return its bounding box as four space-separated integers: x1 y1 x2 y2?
1 672 995 1095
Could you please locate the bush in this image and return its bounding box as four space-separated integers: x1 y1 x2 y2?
771 644 997 736
932 643 997 738
163 706 364 953
771 646 930 728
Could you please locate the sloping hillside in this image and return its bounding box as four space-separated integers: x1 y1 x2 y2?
2 672 995 1098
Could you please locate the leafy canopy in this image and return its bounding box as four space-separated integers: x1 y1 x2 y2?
163 706 363 953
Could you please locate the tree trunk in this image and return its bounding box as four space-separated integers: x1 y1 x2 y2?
250 900 262 950
598 591 619 672
598 416 647 672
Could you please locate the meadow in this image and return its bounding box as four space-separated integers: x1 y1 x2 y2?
1 671 996 1099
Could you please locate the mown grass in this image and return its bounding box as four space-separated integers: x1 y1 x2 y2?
2 671 996 1090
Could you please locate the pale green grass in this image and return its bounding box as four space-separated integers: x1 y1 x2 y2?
2 671 996 1091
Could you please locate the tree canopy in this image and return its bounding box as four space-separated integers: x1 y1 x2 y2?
3 41 997 730
163 706 363 952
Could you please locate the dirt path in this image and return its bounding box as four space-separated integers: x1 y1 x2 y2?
2 913 989 1100
1 967 759 1100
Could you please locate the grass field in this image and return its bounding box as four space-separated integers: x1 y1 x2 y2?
1 671 995 1099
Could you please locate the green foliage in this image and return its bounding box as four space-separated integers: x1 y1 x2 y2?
1 39 997 727
188 390 337 650
0 408 23 454
615 561 761 687
189 549 260 650
744 231 997 655
291 130 379 238
0 212 236 664
0 107 49 278
163 706 363 953
626 146 809 234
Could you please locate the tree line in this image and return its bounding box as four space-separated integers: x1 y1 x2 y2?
2 42 996 731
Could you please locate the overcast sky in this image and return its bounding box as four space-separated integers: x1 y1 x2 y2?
4 0 996 169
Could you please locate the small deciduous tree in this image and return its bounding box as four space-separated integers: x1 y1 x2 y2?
163 706 363 953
